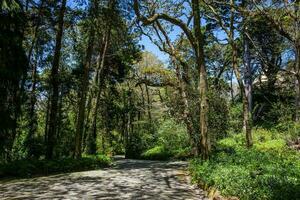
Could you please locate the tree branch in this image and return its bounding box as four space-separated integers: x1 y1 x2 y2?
133 0 196 49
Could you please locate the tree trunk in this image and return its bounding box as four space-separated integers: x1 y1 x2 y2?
74 24 95 159
46 0 67 159
295 45 300 121
56 85 64 144
27 0 45 62
172 58 196 155
82 93 92 152
44 97 50 143
232 42 253 147
192 0 210 159
27 53 38 153
230 70 234 103
294 0 300 121
243 36 253 114
145 84 152 123
230 0 252 147
87 29 110 155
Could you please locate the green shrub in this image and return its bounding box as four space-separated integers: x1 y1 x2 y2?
190 129 300 200
141 146 171 160
208 90 229 143
0 155 111 179
140 119 191 160
229 103 243 133
173 147 192 160
157 119 189 153
276 121 300 141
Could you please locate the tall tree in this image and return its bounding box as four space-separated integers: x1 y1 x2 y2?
0 0 28 160
46 0 67 159
74 0 97 158
204 0 253 147
133 0 210 158
249 0 300 121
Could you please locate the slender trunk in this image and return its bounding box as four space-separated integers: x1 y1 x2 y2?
125 86 133 158
172 59 196 154
145 84 152 123
28 55 38 139
138 84 145 113
82 93 92 152
192 0 210 159
44 97 50 143
82 38 104 153
295 45 300 121
181 80 196 154
230 70 234 103
244 36 253 113
46 0 67 159
87 79 104 154
232 42 253 147
74 25 95 159
294 0 300 121
56 86 64 142
27 0 45 62
87 31 110 155
230 0 252 147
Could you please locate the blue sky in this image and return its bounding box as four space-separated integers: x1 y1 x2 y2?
139 35 169 63
138 25 183 64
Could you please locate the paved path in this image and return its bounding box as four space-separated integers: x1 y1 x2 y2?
0 157 207 199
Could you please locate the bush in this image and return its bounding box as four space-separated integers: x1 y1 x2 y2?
140 119 191 160
275 121 300 141
156 119 189 153
0 154 111 179
229 103 243 133
208 90 229 143
189 129 300 200
141 146 171 160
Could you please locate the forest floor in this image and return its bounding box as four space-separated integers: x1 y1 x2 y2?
0 156 207 199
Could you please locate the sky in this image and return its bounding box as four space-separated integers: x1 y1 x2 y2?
139 35 169 63
138 25 183 64
139 29 228 66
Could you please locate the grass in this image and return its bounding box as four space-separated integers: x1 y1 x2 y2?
189 129 300 200
0 154 111 179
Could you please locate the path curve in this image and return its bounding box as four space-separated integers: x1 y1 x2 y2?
0 156 207 199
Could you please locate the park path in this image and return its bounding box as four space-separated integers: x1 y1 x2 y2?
0 156 207 199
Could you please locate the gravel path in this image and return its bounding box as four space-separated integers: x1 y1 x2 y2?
0 156 207 199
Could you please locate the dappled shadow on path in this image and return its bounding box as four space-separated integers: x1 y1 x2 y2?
0 157 207 199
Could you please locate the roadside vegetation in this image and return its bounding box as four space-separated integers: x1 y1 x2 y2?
0 155 111 179
1 1 300 199
190 128 300 200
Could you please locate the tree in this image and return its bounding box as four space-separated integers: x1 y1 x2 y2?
133 0 210 158
248 0 300 121
0 0 28 160
46 0 67 159
204 0 253 147
74 0 96 159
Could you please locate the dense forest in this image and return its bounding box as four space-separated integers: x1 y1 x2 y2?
0 0 299 199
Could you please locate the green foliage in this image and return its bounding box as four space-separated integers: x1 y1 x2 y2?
0 155 111 179
0 0 28 161
125 132 144 159
189 129 300 200
141 146 171 160
140 119 190 160
228 103 243 133
208 90 229 143
157 119 189 152
275 120 300 142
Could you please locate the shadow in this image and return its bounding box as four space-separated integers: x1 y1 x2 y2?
0 157 207 200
